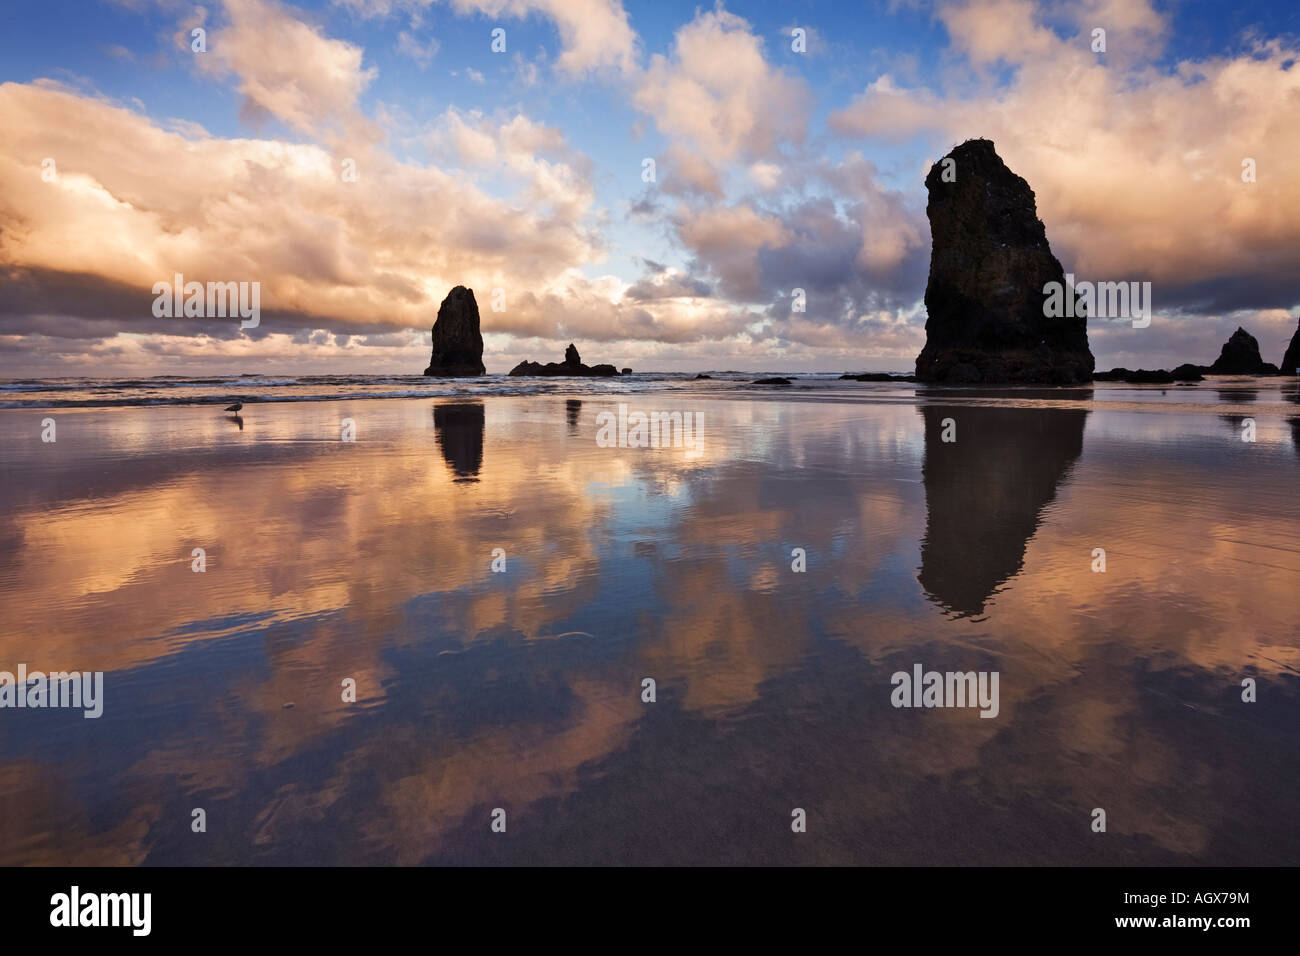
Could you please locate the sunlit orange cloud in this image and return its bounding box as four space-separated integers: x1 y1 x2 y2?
0 0 923 376
831 0 1300 305
2 0 1298 376
0 79 603 325
0 0 681 373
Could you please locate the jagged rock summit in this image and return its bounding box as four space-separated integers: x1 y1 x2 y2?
1209 327 1277 374
424 286 486 377
509 342 619 377
916 139 1094 384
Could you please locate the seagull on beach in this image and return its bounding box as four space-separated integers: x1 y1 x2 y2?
224 402 243 412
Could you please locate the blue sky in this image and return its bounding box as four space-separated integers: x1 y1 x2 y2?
0 0 1298 374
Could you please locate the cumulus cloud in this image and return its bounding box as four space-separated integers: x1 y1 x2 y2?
396 30 439 67
0 0 764 378
7 0 1299 373
430 109 595 219
625 268 713 301
830 0 1300 332
196 0 381 145
675 204 793 302
658 144 723 198
0 80 605 342
634 9 811 167
659 141 929 330
611 7 934 358
453 0 638 75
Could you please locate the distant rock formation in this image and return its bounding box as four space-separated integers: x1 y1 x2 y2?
424 286 486 377
1094 365 1204 383
1170 363 1206 381
839 372 918 382
1209 327 1278 374
916 139 1094 384
1279 320 1300 374
508 342 619 377
752 377 792 385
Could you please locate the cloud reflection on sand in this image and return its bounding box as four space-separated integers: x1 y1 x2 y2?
0 393 1296 864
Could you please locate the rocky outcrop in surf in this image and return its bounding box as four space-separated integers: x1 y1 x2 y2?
424 286 486 377
1208 327 1277 375
508 343 619 377
915 139 1094 385
1093 365 1204 383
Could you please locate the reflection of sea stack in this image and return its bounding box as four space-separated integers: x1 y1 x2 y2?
918 403 1088 616
916 139 1094 384
424 287 486 377
1209 327 1277 374
433 402 485 481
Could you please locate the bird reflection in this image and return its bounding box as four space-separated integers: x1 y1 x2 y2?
917 400 1089 617
223 400 245 430
433 401 485 482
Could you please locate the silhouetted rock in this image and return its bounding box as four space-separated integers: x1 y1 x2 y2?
694 373 713 379
424 286 486 377
1096 365 1206 383
1097 364 1206 382
1094 368 1174 383
508 344 620 377
916 139 1094 384
753 377 792 385
433 401 484 481
1280 321 1300 374
1209 327 1278 374
839 372 918 382
621 367 632 375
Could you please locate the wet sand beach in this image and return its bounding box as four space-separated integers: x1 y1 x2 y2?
0 379 1297 864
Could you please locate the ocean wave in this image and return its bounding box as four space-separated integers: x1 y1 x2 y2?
0 371 879 408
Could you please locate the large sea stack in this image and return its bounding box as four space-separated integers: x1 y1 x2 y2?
916 139 1094 384
1278 321 1300 374
424 286 486 377
1209 327 1277 374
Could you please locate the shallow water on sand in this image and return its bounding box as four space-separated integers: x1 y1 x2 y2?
0 382 1297 864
